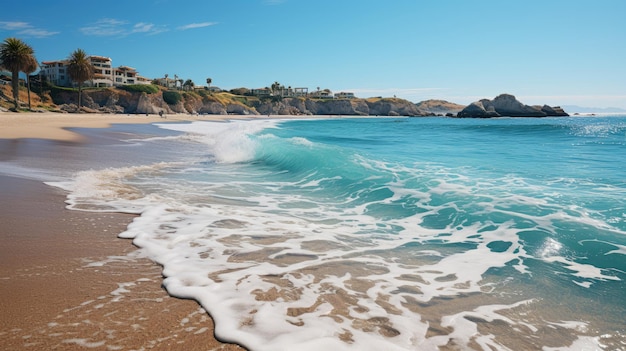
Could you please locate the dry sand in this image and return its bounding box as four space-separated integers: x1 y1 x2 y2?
0 111 237 142
0 111 247 350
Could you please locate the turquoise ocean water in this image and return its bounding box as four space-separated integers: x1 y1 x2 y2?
51 116 625 350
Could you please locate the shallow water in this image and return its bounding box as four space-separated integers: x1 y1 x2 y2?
47 116 626 350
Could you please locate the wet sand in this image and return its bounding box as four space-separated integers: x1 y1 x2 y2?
0 111 246 350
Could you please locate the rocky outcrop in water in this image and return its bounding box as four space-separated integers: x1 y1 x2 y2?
539 104 568 116
457 94 568 118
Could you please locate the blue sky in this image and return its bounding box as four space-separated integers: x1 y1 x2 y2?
2 0 625 108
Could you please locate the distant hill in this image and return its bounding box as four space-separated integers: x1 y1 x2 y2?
562 105 626 114
415 99 465 115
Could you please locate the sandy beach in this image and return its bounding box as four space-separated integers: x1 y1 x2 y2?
0 111 241 141
0 112 246 350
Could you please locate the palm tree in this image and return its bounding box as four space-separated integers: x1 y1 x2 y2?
206 77 212 88
271 81 280 92
0 37 34 110
22 55 38 110
67 48 94 108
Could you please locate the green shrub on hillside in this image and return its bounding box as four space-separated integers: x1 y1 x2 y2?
49 85 77 93
119 84 159 94
196 89 210 98
163 90 182 105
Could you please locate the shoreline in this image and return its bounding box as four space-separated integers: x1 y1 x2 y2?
0 111 236 142
0 112 247 350
0 111 359 142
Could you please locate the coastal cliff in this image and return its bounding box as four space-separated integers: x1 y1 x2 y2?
257 97 424 116
39 86 430 116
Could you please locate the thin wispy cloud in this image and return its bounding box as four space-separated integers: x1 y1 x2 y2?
81 18 167 37
133 22 156 33
132 22 168 35
0 21 59 38
80 18 128 36
178 22 218 30
0 21 30 30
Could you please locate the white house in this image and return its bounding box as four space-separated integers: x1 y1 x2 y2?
113 66 138 86
136 75 152 85
310 89 333 99
89 55 113 87
40 60 71 87
40 55 149 87
334 92 356 99
87 55 113 88
251 88 272 97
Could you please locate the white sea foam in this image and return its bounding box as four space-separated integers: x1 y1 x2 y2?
580 239 626 256
108 172 616 349
156 120 279 163
48 163 176 212
542 336 606 351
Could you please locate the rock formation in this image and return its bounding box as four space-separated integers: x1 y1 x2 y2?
539 104 569 116
457 100 501 118
251 97 425 116
415 99 465 115
457 94 569 118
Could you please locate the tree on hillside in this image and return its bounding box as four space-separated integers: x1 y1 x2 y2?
67 48 94 108
183 79 195 91
22 54 38 110
206 78 212 88
0 37 34 110
271 81 282 93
